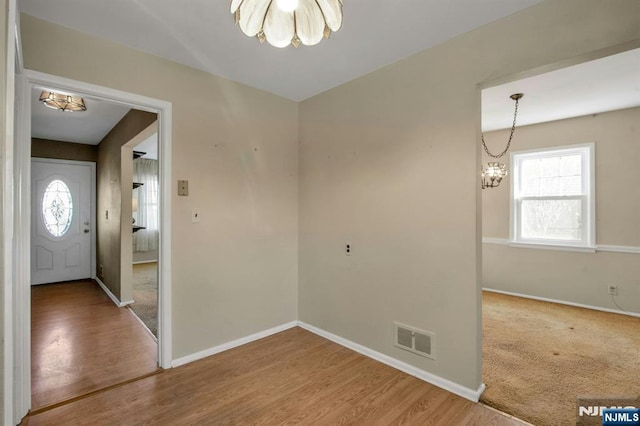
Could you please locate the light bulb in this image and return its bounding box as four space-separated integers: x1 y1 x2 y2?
275 0 299 13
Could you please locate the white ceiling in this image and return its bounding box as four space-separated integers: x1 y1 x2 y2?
134 133 158 160
24 2 639 144
32 85 159 154
19 0 543 102
31 88 130 144
482 48 640 131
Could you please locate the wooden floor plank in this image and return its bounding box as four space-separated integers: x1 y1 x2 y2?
23 327 525 425
31 280 158 410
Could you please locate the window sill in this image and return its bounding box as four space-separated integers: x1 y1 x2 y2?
508 241 596 253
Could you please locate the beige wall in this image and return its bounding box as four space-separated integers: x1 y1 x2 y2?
483 107 640 313
32 138 98 162
20 13 300 359
298 0 640 392
96 110 156 301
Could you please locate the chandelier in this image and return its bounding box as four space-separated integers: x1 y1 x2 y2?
481 162 508 189
39 91 87 112
230 0 343 48
481 93 523 189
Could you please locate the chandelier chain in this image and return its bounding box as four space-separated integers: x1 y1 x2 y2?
481 96 520 159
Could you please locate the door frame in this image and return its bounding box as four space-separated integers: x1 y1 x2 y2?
4 0 19 423
31 158 97 284
14 69 173 421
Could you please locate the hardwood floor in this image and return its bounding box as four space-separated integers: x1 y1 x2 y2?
24 327 525 425
31 280 158 411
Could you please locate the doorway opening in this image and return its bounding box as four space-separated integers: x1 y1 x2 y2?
479 47 640 425
129 125 160 337
13 70 173 421
29 89 160 411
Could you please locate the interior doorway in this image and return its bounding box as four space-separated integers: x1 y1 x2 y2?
28 88 160 411
13 70 173 421
130 128 160 337
479 46 640 425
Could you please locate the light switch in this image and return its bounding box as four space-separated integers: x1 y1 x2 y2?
178 180 189 196
192 209 200 223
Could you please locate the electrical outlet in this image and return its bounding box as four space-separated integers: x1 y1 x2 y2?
608 284 618 296
99 264 104 277
345 242 352 256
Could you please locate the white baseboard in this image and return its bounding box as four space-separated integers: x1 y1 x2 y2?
132 260 158 265
483 288 640 318
171 321 298 368
168 319 486 403
298 321 486 403
94 276 134 308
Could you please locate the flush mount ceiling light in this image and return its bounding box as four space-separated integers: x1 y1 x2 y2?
230 0 343 48
481 93 523 189
39 90 87 112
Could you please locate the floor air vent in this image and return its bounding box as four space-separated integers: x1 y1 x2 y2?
394 322 435 360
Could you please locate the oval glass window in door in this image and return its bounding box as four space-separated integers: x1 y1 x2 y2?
42 179 74 237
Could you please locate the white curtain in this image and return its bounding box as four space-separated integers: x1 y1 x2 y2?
133 159 159 252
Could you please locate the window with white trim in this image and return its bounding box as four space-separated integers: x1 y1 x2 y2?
511 143 595 248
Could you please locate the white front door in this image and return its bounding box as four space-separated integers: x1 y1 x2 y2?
31 159 93 285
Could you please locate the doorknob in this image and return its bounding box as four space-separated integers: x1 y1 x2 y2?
84 229 90 233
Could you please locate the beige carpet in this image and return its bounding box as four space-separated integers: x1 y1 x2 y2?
131 262 158 337
481 291 640 426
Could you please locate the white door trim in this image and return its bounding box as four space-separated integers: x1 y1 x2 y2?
14 70 173 421
13 74 30 423
5 0 19 423
31 158 97 283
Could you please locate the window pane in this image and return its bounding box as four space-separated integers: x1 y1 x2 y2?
519 153 583 196
561 175 582 195
560 154 581 176
539 176 561 196
520 160 540 196
42 179 73 237
538 156 560 178
521 199 582 241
